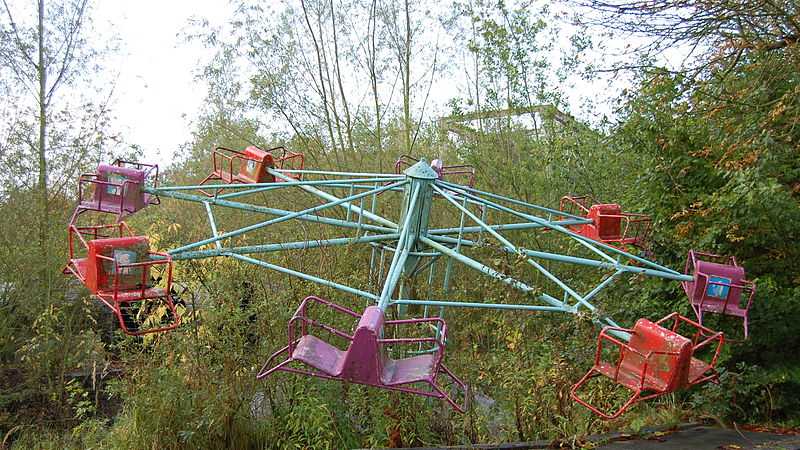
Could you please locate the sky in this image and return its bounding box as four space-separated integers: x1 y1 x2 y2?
92 1 230 165
87 1 661 168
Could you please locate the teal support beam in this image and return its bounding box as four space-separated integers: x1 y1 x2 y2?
439 182 587 220
439 180 682 275
376 183 421 310
217 177 403 200
168 181 405 255
151 177 403 194
231 253 377 301
434 184 587 306
391 299 567 312
269 168 398 228
144 188 395 234
420 236 566 310
274 169 400 178
428 219 592 235
170 233 400 260
203 202 222 251
578 270 624 310
428 235 693 282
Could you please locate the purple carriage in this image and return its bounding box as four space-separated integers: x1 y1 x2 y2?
71 160 159 224
682 250 756 339
395 154 476 188
258 295 468 412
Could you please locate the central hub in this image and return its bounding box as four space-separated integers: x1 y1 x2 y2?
403 159 439 180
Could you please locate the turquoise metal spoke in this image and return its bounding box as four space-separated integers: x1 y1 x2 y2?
145 188 396 234
170 233 400 260
168 180 405 255
231 254 377 301
269 168 398 228
439 180 681 274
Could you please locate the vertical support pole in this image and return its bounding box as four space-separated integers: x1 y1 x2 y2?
346 183 354 222
397 277 409 316
478 204 488 245
204 202 222 251
377 160 437 311
357 194 365 235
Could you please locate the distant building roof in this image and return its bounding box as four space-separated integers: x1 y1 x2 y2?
438 104 582 142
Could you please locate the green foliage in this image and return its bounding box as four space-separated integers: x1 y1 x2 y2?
612 42 800 425
3 1 800 448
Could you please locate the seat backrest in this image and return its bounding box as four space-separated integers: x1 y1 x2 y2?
340 306 385 384
589 203 622 240
86 236 151 293
693 260 745 306
238 146 275 183
96 164 147 211
624 319 692 393
430 159 444 178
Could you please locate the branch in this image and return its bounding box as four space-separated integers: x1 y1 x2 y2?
45 0 89 105
1 0 37 68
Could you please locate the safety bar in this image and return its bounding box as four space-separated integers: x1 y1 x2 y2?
655 312 724 385
67 222 135 260
77 173 139 214
695 274 756 311
596 212 652 245
688 250 738 267
270 146 305 173
96 251 173 303
559 195 594 216
113 159 160 189
286 295 360 356
212 146 254 179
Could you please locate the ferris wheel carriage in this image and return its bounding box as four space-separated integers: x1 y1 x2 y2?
200 145 304 192
571 312 723 419
258 296 468 412
71 160 159 223
683 250 756 339
64 222 180 336
559 194 652 250
395 154 476 188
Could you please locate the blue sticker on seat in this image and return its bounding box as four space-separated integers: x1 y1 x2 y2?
106 174 126 195
706 276 731 299
112 249 137 275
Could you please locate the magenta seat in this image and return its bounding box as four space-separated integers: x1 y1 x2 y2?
394 155 476 188
382 354 437 386
683 250 756 339
71 160 159 223
293 335 344 376
258 297 468 412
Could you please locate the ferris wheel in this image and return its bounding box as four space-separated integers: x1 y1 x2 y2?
62 146 757 419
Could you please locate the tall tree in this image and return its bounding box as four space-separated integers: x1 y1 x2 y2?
382 0 416 154
0 0 113 300
573 1 800 77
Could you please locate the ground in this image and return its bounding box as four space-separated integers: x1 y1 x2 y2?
359 425 800 450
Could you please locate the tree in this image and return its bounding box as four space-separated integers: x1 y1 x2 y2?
571 1 800 80
0 0 115 302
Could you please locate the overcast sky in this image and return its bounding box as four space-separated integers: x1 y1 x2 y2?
88 1 660 167
93 1 229 165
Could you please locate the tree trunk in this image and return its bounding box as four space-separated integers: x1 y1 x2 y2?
470 0 483 135
38 0 50 302
300 0 340 166
402 0 412 154
369 0 382 153
330 0 354 153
